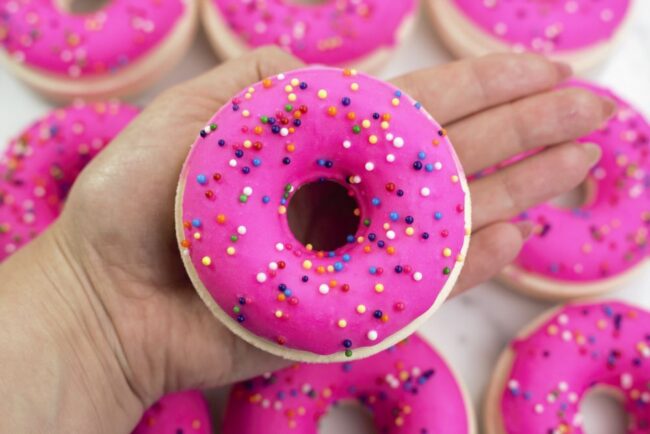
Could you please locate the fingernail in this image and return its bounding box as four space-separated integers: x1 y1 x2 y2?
582 142 602 166
553 61 573 80
516 221 535 241
602 97 617 118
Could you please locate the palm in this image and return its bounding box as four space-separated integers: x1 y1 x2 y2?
55 48 610 406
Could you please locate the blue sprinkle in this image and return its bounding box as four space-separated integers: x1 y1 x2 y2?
346 235 355 243
284 289 292 297
328 251 336 257
389 212 399 221
317 159 326 166
425 163 434 172
395 90 402 97
196 174 207 185
334 262 344 271
262 195 271 204
371 197 381 206
191 219 201 228
434 212 443 220
369 266 377 274
418 151 426 160
342 254 351 262
415 102 422 109
252 158 261 167
280 198 287 205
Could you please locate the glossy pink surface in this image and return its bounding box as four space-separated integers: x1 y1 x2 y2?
500 301 650 433
132 391 213 434
514 81 649 283
178 67 470 358
223 334 471 434
0 0 187 77
452 0 630 53
208 0 417 64
0 101 138 259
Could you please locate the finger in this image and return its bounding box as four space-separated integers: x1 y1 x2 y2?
391 53 572 124
451 222 531 295
470 142 601 229
449 87 616 174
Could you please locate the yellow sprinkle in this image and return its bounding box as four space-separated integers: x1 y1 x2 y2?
457 254 465 262
361 119 371 129
306 243 313 251
374 283 384 293
288 93 297 102
278 205 287 215
290 78 299 86
327 265 335 273
248 87 255 93
392 98 400 106
405 227 414 236
303 260 313 270
226 246 236 256
193 232 201 240
383 223 390 230
244 93 252 100
350 83 359 91
369 135 378 144
337 319 347 328
242 109 250 117
318 89 328 99
451 175 459 183
465 227 471 236
275 310 283 318
243 140 252 148
380 121 389 130
356 304 366 314
284 85 293 92
201 256 212 266
443 248 452 257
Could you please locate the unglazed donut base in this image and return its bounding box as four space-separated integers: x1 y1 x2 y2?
498 257 650 301
0 0 198 102
199 0 418 74
483 301 627 434
426 0 636 74
175 163 472 363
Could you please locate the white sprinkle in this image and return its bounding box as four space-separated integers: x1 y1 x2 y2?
534 404 544 414
229 159 237 167
277 73 286 80
420 187 431 197
621 373 633 390
319 284 330 294
367 330 378 341
280 128 289 137
243 186 253 196
393 137 404 148
237 226 247 235
365 162 375 171
434 161 443 170
256 272 267 283
386 133 395 141
343 140 352 149
269 262 278 271
386 154 396 163
413 272 423 281
386 230 396 240
276 243 285 251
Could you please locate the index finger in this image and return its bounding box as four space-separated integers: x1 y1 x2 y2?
390 53 572 124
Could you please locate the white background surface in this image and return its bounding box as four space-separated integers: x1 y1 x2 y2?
1 3 649 433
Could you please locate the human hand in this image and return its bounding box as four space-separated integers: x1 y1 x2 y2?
0 47 613 433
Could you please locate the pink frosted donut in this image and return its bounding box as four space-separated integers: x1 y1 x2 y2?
500 81 650 300
428 0 634 72
200 0 418 72
0 0 197 100
223 334 474 434
0 101 138 259
176 67 471 362
485 300 650 434
132 391 212 434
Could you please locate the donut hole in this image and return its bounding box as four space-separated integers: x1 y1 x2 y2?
580 387 627 434
289 0 328 5
58 0 110 14
319 402 379 434
287 179 360 252
549 178 596 210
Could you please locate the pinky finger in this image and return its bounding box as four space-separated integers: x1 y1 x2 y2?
450 222 533 297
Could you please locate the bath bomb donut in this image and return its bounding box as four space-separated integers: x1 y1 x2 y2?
200 0 418 72
427 0 634 73
176 67 471 362
223 334 475 434
0 100 138 259
485 300 650 434
499 81 650 300
0 0 197 101
132 391 213 434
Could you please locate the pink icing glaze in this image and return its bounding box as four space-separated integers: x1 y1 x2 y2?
132 391 213 434
512 81 649 284
0 0 188 77
0 101 138 259
498 301 650 433
223 334 471 433
451 0 631 53
177 67 471 360
207 0 417 65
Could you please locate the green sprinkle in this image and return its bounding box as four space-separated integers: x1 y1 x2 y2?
352 125 361 134
233 306 241 314
363 219 371 227
230 235 238 242
345 349 353 357
210 123 218 131
239 195 248 203
443 267 451 275
285 104 293 112
260 116 269 124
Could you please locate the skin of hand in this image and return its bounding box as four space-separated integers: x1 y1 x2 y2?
0 47 614 433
